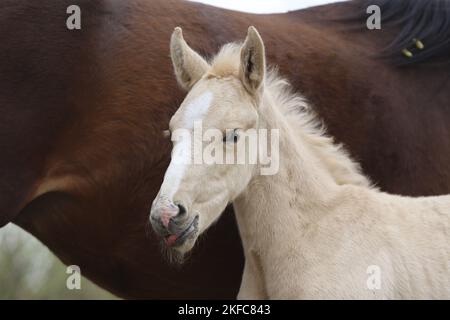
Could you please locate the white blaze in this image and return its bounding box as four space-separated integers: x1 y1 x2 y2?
182 91 213 129
160 91 213 199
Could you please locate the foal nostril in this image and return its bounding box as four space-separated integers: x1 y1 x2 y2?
150 201 187 235
177 204 186 216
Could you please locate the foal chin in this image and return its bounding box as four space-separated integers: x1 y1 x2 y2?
159 240 192 266
152 216 199 266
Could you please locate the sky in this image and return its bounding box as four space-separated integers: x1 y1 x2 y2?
188 0 348 14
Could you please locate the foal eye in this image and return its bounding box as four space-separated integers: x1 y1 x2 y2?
223 129 239 144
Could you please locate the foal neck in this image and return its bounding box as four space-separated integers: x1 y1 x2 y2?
258 90 339 208
234 87 340 249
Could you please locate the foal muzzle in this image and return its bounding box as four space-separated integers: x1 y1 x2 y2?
150 197 198 247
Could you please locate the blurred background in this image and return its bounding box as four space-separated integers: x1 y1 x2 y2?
0 0 344 300
191 0 345 13
0 224 117 299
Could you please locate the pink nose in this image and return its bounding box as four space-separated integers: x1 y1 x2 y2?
150 201 187 235
160 207 178 228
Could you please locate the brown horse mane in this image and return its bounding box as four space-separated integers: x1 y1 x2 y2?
349 0 450 66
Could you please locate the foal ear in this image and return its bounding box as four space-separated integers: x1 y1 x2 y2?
170 27 209 91
239 26 266 95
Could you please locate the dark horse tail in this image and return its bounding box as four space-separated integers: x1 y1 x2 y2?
354 0 450 66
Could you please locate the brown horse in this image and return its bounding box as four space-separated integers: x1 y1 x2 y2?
0 0 449 299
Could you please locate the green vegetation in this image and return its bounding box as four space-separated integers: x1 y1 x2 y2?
0 224 118 300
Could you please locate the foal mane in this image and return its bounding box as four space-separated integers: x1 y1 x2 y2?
209 44 371 188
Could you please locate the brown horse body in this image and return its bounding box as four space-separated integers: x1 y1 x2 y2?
1 0 449 298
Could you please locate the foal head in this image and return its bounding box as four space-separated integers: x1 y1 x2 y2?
150 27 268 258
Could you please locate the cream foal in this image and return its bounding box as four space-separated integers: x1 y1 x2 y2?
150 26 450 299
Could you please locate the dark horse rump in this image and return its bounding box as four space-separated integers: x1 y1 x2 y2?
0 0 449 298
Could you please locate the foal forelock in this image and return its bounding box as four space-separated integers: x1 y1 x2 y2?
209 43 242 78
